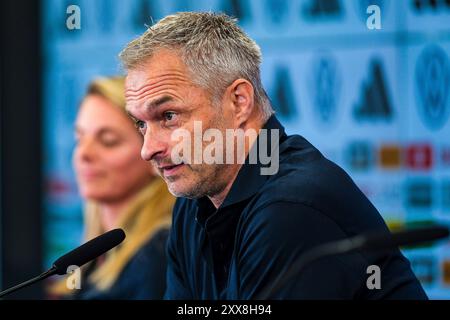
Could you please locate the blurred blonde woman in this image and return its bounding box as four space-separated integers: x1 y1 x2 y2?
51 76 175 299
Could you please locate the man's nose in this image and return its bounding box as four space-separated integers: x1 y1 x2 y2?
141 129 168 162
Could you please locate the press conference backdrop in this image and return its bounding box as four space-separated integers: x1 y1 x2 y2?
42 0 450 299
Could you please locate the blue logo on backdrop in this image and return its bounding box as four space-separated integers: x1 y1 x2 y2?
415 45 450 130
354 58 393 122
309 52 341 127
344 141 373 171
271 65 297 119
412 0 450 13
302 0 343 20
405 180 433 209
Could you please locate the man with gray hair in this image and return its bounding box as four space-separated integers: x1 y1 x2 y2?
121 12 426 299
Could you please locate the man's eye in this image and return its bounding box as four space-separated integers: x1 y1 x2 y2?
163 111 177 122
135 120 147 134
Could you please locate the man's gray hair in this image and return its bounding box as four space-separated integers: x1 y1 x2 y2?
119 12 274 121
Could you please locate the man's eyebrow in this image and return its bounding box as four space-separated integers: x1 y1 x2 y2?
126 95 174 120
146 95 174 110
126 111 140 123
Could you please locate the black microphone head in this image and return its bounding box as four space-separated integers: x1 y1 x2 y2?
52 228 126 275
362 225 449 251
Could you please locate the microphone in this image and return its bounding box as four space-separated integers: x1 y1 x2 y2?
258 225 449 299
0 228 126 298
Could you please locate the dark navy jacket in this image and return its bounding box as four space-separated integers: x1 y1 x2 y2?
77 228 168 300
165 116 427 300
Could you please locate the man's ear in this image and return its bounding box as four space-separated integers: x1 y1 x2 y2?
227 79 255 127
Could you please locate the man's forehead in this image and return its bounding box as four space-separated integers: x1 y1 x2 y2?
124 69 192 114
125 67 190 91
125 63 159 87
126 49 188 84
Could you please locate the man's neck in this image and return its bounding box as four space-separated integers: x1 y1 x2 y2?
208 163 242 208
208 116 264 208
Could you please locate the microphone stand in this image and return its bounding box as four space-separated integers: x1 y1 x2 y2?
0 228 125 299
0 266 57 298
257 226 449 299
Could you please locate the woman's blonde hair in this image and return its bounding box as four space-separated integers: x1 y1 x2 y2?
50 76 175 295
87 76 127 110
85 177 174 290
